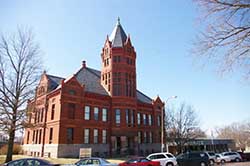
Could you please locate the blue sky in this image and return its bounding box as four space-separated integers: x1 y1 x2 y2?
1 0 249 134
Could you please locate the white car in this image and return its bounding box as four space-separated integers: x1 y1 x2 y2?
147 152 177 166
204 152 216 165
221 152 242 162
215 154 231 164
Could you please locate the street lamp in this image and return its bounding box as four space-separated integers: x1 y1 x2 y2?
161 95 177 153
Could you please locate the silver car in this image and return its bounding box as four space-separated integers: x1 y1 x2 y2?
75 157 118 166
221 152 242 162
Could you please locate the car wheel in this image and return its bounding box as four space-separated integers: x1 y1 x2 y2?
221 160 225 164
209 159 214 165
235 158 240 162
166 163 173 166
200 162 206 166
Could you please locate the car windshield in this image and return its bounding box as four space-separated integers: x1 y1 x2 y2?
216 154 221 157
208 152 215 156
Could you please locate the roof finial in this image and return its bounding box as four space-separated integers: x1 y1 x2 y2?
117 17 120 25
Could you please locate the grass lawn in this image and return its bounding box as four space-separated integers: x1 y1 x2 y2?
0 155 125 164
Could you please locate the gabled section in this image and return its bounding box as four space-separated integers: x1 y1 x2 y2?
109 18 127 47
125 35 132 47
63 75 83 88
36 71 49 96
154 95 163 104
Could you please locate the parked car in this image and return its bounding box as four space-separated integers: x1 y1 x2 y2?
75 157 118 166
215 154 231 164
237 152 250 161
119 157 160 166
204 152 216 165
176 152 210 166
147 152 177 166
3 158 59 166
221 152 242 162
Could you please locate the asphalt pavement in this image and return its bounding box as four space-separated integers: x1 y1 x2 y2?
222 161 250 166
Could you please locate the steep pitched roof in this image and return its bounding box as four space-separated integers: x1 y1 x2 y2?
75 67 152 103
46 67 153 104
136 90 153 104
46 74 64 91
109 18 127 47
75 67 109 95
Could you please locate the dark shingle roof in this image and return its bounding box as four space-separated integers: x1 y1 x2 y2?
47 74 64 91
46 67 153 104
75 67 109 95
136 90 153 104
109 20 127 47
75 67 152 104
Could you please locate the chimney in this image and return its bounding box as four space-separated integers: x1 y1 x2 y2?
82 60 86 68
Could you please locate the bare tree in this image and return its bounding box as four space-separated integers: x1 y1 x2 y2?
216 121 250 152
165 103 205 154
0 28 42 162
193 0 250 80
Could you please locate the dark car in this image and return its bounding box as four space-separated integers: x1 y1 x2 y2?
3 158 59 166
176 152 210 166
119 157 160 166
75 157 117 166
237 152 250 161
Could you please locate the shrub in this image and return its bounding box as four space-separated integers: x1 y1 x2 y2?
0 144 22 155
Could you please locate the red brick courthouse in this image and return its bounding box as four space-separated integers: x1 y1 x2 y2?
23 20 165 158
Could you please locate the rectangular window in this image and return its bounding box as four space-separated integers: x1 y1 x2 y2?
37 111 40 123
131 110 134 126
137 113 141 125
115 109 121 124
143 114 147 125
49 128 53 144
94 107 99 120
38 129 42 144
27 131 30 144
68 103 75 119
84 106 90 120
158 115 161 126
67 128 74 144
102 130 107 144
94 129 98 144
113 84 121 96
32 130 35 143
125 109 129 124
84 129 89 144
51 104 55 120
138 131 141 144
40 109 44 122
149 132 153 143
102 108 107 122
35 130 38 144
148 115 152 126
144 132 147 143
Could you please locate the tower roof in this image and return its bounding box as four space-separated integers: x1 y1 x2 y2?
109 18 127 47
